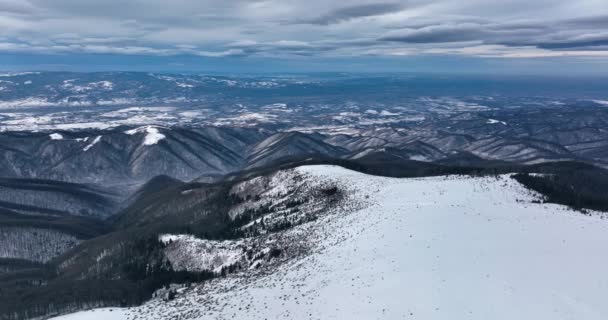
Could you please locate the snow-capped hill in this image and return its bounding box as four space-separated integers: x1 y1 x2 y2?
124 125 167 146
52 165 608 320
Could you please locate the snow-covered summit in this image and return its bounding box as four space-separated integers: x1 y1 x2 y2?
52 165 608 320
49 132 64 140
124 125 166 145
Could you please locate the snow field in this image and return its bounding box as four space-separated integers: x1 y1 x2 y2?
52 165 608 320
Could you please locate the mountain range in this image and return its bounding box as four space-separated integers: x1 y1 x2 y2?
1 72 608 320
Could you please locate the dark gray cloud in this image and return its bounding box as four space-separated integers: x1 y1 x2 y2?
297 3 405 25
526 38 608 50
379 18 608 52
380 24 484 43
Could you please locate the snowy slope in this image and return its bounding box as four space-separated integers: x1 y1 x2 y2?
51 165 608 320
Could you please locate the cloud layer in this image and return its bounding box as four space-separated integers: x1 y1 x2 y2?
1 0 608 60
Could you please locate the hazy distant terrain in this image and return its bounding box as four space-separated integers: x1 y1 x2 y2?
1 72 607 131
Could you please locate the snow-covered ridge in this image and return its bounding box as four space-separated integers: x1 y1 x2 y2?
51 165 608 320
124 125 166 145
83 135 102 151
61 80 114 92
0 72 40 77
0 97 137 109
49 133 64 140
487 118 507 125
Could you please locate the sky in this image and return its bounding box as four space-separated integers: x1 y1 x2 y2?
1 0 608 74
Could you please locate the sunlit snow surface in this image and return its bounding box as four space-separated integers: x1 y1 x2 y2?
52 165 608 320
124 126 166 145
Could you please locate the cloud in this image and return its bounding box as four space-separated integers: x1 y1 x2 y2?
0 41 246 57
380 24 484 43
297 3 405 25
0 0 35 14
529 38 608 50
379 19 608 52
0 0 607 62
564 15 608 28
